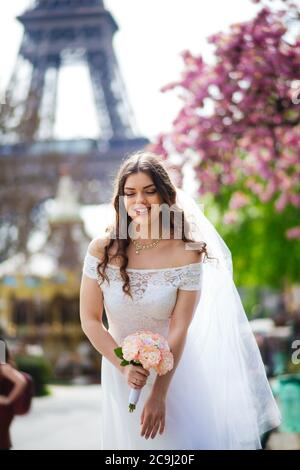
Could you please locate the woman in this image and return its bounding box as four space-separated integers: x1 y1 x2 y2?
0 340 27 450
80 151 281 450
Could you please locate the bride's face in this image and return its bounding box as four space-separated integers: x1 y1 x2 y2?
123 172 163 229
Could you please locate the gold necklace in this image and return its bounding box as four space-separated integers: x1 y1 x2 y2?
131 238 160 255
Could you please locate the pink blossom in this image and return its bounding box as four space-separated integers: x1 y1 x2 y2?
275 194 288 212
286 227 300 239
150 2 300 241
138 345 161 370
224 210 239 225
229 192 250 210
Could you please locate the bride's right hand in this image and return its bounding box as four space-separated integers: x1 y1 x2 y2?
123 364 150 389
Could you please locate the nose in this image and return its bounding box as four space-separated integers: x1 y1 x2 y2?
134 191 147 205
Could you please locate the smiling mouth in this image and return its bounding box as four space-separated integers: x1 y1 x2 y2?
134 207 151 215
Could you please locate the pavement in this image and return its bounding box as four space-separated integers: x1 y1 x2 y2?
11 385 103 450
266 431 300 450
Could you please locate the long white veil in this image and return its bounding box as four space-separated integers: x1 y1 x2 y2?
174 187 281 449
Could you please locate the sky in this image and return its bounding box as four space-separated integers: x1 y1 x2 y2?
0 0 261 141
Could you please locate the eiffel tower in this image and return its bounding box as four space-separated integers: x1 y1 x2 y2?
0 0 148 257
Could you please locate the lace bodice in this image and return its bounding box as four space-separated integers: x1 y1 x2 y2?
82 252 203 344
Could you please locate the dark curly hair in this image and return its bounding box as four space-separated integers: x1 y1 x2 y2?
96 150 208 299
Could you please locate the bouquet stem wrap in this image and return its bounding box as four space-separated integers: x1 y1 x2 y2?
128 388 141 412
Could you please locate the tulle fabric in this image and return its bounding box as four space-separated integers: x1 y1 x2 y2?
175 187 281 448
180 262 281 449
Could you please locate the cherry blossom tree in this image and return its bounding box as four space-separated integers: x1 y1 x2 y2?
149 0 300 288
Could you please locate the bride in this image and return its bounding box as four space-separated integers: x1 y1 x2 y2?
79 150 281 450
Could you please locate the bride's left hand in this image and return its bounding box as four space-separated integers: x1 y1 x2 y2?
140 394 166 439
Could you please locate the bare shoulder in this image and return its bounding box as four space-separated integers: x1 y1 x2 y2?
171 239 204 266
88 235 111 260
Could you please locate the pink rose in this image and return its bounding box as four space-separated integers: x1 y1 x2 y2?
138 345 161 370
122 335 142 362
156 350 174 376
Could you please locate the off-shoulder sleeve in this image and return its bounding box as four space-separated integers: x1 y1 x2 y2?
82 252 100 280
178 263 203 291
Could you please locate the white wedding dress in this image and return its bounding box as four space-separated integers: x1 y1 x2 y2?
83 251 281 450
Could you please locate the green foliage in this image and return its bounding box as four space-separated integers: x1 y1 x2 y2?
15 355 53 397
120 360 129 367
200 191 300 289
114 347 123 359
114 347 141 367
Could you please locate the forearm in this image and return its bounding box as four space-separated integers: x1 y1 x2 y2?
7 381 26 404
152 326 188 398
81 319 124 374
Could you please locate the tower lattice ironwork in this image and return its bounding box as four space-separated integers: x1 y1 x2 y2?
0 0 148 258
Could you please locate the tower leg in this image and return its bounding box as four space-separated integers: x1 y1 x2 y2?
87 50 133 141
19 60 48 141
37 59 60 140
87 53 112 140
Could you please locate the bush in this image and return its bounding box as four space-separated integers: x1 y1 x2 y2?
15 355 53 397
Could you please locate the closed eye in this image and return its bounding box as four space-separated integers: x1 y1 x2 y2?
125 191 156 197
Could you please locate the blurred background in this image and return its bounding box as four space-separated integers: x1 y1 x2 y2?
0 0 299 450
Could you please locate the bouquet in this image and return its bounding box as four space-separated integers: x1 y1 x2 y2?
114 330 174 412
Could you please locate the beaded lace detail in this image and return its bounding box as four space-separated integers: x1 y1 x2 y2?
83 253 202 293
82 252 203 344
